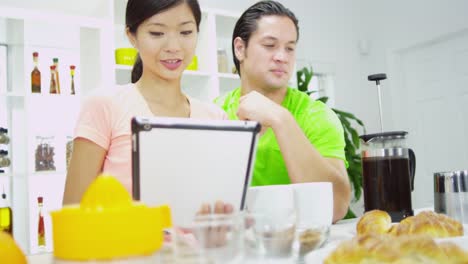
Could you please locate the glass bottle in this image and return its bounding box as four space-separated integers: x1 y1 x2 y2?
217 49 228 73
31 52 41 93
53 58 61 94
0 150 11 168
0 186 12 235
49 65 58 94
0 127 9 144
70 65 76 95
37 196 46 248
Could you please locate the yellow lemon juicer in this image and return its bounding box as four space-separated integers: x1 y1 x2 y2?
50 174 172 261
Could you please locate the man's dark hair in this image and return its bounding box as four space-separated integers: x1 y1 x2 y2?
232 1 299 76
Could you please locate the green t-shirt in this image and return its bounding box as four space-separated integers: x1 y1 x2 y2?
215 87 347 186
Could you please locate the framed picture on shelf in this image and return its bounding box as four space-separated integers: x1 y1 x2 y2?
0 44 7 93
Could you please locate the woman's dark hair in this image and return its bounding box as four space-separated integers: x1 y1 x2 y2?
232 1 299 76
126 0 201 83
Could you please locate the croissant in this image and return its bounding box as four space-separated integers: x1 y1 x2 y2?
356 209 392 235
438 241 468 263
324 234 468 264
389 211 464 238
357 210 464 238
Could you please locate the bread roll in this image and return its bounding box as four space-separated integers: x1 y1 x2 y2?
356 210 392 236
389 211 463 238
438 242 468 263
327 210 467 263
324 234 467 264
356 210 464 238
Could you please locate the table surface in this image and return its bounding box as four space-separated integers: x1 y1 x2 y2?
27 218 359 264
27 208 467 264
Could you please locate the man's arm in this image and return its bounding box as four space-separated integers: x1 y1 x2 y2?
271 108 351 223
237 91 351 223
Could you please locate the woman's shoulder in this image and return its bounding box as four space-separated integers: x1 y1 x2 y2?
188 97 227 120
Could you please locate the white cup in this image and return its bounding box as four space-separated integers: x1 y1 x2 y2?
291 182 333 228
245 184 295 217
291 182 333 256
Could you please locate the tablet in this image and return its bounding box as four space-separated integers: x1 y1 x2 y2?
131 116 261 225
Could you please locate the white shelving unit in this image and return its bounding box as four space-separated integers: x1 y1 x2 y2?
0 0 243 256
0 0 114 255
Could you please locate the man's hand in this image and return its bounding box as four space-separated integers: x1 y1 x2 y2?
237 91 284 133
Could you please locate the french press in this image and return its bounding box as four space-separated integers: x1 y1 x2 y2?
360 74 416 222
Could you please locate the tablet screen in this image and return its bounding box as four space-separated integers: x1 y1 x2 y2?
132 117 260 225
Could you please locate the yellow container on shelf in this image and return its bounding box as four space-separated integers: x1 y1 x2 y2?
50 175 171 261
186 55 198 71
115 48 138 66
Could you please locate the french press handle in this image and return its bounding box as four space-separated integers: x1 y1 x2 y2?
409 149 416 191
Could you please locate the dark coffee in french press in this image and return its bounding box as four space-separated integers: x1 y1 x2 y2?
360 74 416 222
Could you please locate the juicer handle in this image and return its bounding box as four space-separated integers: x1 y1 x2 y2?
409 149 416 191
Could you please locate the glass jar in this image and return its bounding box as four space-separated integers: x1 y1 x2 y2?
35 136 56 172
66 136 73 170
0 127 9 144
0 150 10 168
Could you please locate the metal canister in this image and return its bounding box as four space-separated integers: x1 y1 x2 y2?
434 170 468 224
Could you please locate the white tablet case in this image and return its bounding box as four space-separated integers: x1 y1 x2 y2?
132 117 260 225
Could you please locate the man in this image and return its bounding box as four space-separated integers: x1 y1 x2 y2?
216 0 351 222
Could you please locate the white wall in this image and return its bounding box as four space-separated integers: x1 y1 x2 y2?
0 18 6 43
340 0 468 212
340 0 468 133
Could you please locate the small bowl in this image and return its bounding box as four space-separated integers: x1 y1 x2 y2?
115 48 138 66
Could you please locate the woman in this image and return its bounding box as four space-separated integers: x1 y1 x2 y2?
63 0 228 205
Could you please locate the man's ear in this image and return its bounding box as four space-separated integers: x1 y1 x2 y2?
233 37 246 62
126 28 138 49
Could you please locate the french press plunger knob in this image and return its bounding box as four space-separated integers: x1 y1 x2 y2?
368 73 387 132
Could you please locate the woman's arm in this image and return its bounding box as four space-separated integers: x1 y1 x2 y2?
63 138 107 205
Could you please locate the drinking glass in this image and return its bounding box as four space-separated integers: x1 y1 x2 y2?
244 185 297 261
173 213 244 264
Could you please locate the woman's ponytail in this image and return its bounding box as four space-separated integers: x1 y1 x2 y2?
131 54 143 83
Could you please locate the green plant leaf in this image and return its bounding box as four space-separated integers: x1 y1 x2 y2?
318 96 329 104
297 71 305 92
344 208 357 219
297 66 314 93
334 109 365 127
338 114 351 126
350 128 360 148
304 67 313 87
